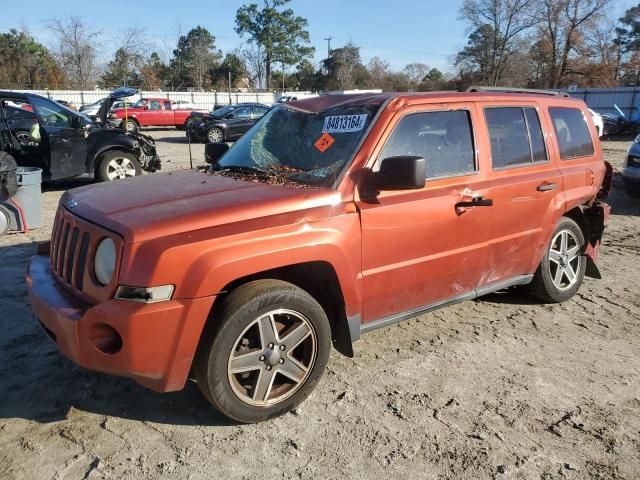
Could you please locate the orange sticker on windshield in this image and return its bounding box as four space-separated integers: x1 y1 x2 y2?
314 132 335 153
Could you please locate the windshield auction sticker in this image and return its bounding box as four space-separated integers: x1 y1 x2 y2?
322 114 368 133
314 132 336 153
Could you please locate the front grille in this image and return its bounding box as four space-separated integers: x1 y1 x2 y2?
50 209 92 293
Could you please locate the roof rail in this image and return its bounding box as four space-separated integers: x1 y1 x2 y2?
466 86 570 97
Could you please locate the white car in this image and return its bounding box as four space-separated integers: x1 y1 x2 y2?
589 109 604 137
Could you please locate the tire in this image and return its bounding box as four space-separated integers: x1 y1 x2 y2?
121 119 139 134
194 279 331 423
526 217 587 303
96 151 142 182
206 127 224 143
14 129 32 146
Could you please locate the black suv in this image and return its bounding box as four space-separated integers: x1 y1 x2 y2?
0 88 160 182
186 103 270 143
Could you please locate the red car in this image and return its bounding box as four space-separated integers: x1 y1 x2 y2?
109 97 206 133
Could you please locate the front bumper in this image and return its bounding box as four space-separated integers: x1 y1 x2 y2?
27 252 215 392
622 164 640 187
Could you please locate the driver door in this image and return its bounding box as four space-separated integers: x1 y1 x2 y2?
28 95 87 180
357 104 493 323
226 106 254 140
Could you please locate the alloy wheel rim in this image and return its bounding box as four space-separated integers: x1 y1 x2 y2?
106 157 136 180
126 121 136 132
227 309 317 407
15 131 31 145
548 229 581 291
208 129 223 143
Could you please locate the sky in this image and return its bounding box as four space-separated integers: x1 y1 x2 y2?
1 0 638 74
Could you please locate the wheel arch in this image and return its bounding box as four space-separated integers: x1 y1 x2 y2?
563 204 607 279
196 261 355 362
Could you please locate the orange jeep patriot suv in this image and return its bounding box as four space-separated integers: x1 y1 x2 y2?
28 88 611 423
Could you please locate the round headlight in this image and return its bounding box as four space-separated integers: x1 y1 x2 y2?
94 238 116 285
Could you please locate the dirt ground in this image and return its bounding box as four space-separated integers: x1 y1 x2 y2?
0 130 638 480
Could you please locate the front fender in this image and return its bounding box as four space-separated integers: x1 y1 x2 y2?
119 211 363 318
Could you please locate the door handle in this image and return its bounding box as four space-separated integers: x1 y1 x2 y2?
456 197 493 208
537 182 557 192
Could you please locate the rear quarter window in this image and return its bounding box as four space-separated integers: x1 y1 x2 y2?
549 107 594 159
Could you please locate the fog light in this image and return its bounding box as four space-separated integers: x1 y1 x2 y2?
90 323 122 355
115 285 174 303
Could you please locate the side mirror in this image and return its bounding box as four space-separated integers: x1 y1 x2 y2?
225 113 235 119
205 142 229 165
374 156 426 190
143 104 148 110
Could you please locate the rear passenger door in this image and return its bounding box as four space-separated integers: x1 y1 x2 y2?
548 106 601 205
480 104 563 281
227 106 254 139
357 104 494 323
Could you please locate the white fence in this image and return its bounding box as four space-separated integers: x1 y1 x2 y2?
5 89 278 109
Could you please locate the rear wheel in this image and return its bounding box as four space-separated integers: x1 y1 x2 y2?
527 217 586 303
207 127 224 143
96 151 142 182
194 280 331 423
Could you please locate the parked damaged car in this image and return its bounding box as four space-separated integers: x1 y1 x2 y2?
186 103 270 143
28 89 611 424
0 88 160 182
622 134 640 198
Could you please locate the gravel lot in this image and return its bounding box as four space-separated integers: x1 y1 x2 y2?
1 130 638 480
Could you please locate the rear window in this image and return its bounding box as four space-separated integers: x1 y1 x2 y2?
549 107 594 159
485 107 548 169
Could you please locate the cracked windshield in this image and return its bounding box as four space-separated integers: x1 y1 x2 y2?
215 104 380 187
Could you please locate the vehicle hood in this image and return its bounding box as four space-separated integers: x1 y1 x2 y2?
97 87 138 125
61 170 342 243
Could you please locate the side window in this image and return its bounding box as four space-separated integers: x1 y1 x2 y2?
525 108 547 162
379 110 476 178
252 106 269 118
148 100 162 110
549 107 594 159
164 100 172 110
233 106 252 119
485 107 548 169
29 96 73 129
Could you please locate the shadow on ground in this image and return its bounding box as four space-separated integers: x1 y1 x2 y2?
0 240 230 427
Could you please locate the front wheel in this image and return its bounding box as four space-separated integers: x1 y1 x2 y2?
207 127 224 143
194 280 331 423
527 217 586 303
96 151 142 182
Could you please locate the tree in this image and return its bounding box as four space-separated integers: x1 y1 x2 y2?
235 0 314 89
459 0 536 85
211 53 249 89
48 16 101 90
614 3 640 85
403 63 431 89
239 43 266 89
0 29 64 88
455 25 496 85
321 41 369 90
172 26 222 91
100 48 143 88
140 53 165 90
418 68 447 90
534 0 613 88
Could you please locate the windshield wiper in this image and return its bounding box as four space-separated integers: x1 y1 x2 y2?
212 164 314 188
